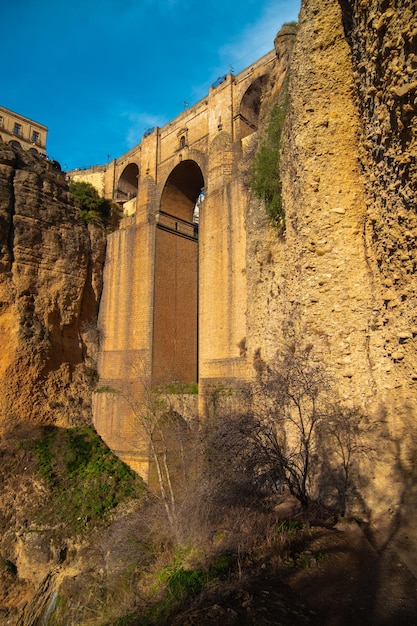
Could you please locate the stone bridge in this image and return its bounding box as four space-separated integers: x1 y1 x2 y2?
79 33 294 477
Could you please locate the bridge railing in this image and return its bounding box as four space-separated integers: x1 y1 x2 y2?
156 211 198 239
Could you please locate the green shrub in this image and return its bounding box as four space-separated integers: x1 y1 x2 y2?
3 559 17 575
69 181 112 225
142 549 235 625
167 567 206 599
251 97 288 231
207 550 235 578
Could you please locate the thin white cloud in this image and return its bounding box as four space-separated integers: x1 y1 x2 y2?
122 111 168 148
219 0 300 71
189 0 300 105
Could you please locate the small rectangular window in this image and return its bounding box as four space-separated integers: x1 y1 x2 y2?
32 130 40 144
13 123 22 136
0 116 3 128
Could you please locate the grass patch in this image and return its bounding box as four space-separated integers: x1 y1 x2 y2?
32 425 144 533
140 549 235 625
275 519 304 534
152 382 198 395
34 426 57 486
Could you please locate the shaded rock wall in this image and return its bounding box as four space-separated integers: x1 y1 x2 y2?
0 143 106 428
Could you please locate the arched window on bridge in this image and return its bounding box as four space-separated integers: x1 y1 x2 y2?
237 74 269 140
159 160 204 225
177 127 188 151
116 163 139 202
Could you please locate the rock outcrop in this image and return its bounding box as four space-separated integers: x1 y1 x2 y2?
0 143 106 429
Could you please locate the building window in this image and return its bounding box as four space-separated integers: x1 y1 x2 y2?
13 123 22 136
179 135 186 149
32 130 40 144
0 116 3 128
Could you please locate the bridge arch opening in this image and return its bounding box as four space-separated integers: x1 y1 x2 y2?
152 160 204 387
160 159 204 222
238 74 269 139
116 162 139 201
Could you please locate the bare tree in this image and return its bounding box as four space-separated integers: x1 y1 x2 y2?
96 346 371 541
247 344 334 522
97 359 200 544
202 344 371 526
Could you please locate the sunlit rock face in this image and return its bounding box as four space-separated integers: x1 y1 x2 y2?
0 143 106 428
247 0 417 522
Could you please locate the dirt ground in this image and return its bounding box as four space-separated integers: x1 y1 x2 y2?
170 520 417 626
288 521 417 626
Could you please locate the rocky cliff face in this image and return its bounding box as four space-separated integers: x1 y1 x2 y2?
247 0 417 526
1 0 417 621
341 0 417 375
0 143 106 429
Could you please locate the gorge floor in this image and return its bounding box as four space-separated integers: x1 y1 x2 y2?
169 521 417 626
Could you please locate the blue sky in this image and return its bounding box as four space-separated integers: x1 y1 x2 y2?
2 0 300 171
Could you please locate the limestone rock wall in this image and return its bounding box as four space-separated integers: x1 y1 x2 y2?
246 0 417 521
0 143 106 428
340 0 417 390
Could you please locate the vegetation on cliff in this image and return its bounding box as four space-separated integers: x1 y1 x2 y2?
250 93 288 231
32 425 144 532
1 357 415 625
69 180 113 225
80 341 381 624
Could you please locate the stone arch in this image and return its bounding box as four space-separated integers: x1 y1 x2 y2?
9 140 22 150
148 410 194 496
28 147 39 155
237 74 269 139
152 159 204 387
116 162 139 201
159 159 204 222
